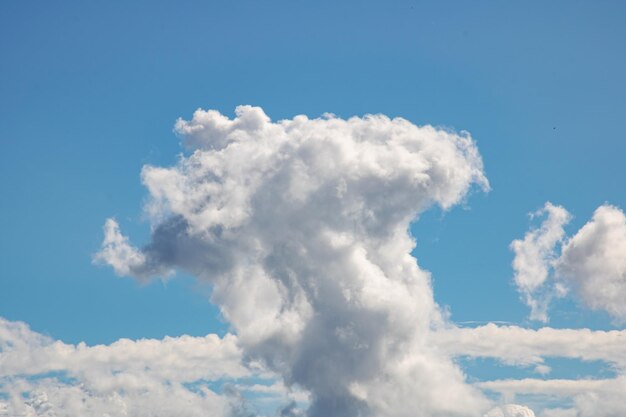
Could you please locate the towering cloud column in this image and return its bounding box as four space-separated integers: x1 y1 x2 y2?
97 106 490 416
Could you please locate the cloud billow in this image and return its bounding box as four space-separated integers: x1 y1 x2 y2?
95 105 490 416
511 203 626 323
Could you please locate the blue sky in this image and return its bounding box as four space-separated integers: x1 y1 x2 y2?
2 2 626 416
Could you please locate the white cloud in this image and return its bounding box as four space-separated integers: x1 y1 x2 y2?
533 364 551 376
0 317 302 417
96 105 491 417
478 376 626 417
478 377 610 397
14 317 625 417
435 322 626 416
484 404 536 417
0 319 247 382
91 105 626 417
557 204 626 321
436 323 626 417
510 202 571 322
511 203 626 322
540 409 578 417
434 323 626 367
93 218 173 280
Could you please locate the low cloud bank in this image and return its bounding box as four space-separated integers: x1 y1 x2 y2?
0 317 303 417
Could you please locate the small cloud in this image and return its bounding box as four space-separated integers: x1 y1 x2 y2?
533 364 551 375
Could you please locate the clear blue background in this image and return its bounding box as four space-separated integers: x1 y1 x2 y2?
1 0 625 365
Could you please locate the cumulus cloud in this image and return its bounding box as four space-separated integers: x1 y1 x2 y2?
557 204 626 321
478 376 626 417
9 317 626 417
484 404 536 417
437 323 626 416
93 218 173 279
511 203 626 322
510 203 571 322
0 317 303 417
96 105 490 417
434 323 626 367
90 105 626 417
0 318 247 381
